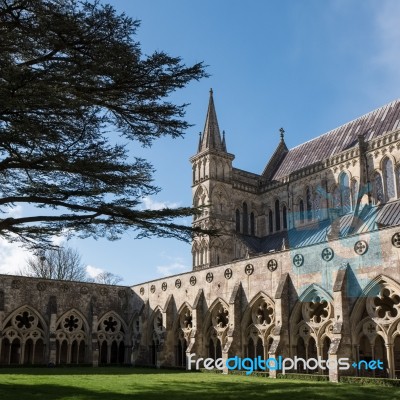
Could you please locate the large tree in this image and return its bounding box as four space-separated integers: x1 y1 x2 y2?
20 245 88 281
0 0 207 248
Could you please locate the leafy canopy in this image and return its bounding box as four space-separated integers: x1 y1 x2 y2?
0 0 207 248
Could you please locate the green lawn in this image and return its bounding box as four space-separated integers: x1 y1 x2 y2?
0 368 398 400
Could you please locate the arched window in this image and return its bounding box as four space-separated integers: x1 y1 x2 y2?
282 205 287 229
299 199 304 223
383 158 395 200
313 194 321 220
235 209 240 233
339 172 351 213
351 179 358 209
306 187 312 220
268 210 273 233
275 199 280 231
250 212 255 236
374 172 384 204
242 202 248 234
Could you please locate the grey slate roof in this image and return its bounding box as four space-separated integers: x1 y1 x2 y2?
270 99 400 180
238 200 400 255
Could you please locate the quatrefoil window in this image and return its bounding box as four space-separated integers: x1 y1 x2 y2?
321 248 334 261
104 316 118 332
256 302 274 325
64 315 79 332
245 264 254 275
293 254 304 267
374 288 400 320
15 311 35 329
215 307 229 328
304 295 330 324
224 268 232 279
182 309 193 329
392 233 400 248
267 259 278 272
354 240 368 255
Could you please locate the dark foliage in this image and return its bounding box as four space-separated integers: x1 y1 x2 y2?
0 0 208 248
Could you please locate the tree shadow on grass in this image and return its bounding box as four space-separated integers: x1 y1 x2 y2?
0 379 399 400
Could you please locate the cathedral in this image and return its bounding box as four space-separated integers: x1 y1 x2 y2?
2 91 400 382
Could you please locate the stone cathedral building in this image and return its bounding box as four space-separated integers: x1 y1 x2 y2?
2 91 400 382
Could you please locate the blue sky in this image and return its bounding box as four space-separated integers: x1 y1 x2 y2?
1 0 400 285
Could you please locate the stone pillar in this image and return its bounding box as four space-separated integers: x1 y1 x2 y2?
92 315 99 366
386 344 394 379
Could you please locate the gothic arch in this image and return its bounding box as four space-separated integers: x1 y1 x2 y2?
203 298 230 360
381 157 396 201
241 292 275 359
173 302 193 367
1 305 47 365
290 284 334 370
97 311 127 364
55 308 89 365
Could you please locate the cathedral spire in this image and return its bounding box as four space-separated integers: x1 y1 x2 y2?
199 89 225 152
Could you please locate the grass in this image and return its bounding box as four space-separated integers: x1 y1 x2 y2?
0 367 399 400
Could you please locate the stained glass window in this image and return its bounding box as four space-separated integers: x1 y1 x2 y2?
383 158 395 200
283 205 288 229
351 180 358 209
235 209 240 232
306 187 312 220
243 202 248 234
339 172 351 214
374 172 384 203
275 199 280 231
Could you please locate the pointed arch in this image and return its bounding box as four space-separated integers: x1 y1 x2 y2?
382 157 396 201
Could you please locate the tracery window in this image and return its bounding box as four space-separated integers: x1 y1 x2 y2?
275 200 280 231
268 210 273 233
351 179 359 209
383 158 395 200
306 187 312 221
235 209 240 232
339 172 351 213
282 205 287 229
243 202 248 234
374 172 384 204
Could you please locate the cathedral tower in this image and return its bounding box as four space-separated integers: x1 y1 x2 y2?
190 90 235 270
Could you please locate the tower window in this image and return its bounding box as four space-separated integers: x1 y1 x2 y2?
243 202 248 234
250 212 255 236
275 199 280 231
235 209 240 232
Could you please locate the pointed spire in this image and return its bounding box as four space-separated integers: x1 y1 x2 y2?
222 130 227 151
199 89 225 152
197 131 202 152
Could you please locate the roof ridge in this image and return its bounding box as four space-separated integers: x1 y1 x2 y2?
288 98 400 152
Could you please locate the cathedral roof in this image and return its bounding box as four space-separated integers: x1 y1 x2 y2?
268 99 400 180
238 200 400 255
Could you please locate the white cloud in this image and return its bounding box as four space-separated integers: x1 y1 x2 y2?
141 196 180 210
86 264 104 278
0 239 32 275
156 261 189 277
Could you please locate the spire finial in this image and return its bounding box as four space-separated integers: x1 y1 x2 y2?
210 88 213 96
279 127 285 141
